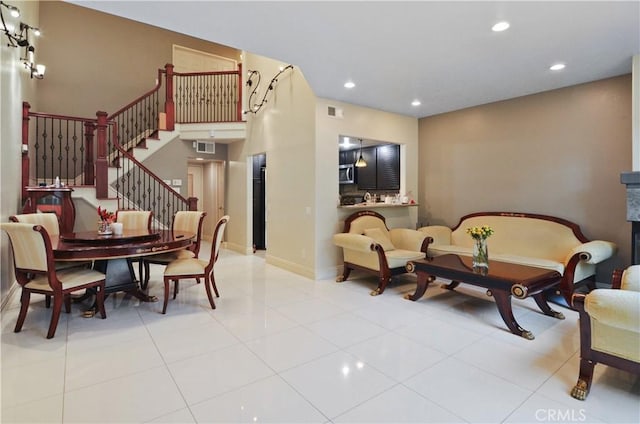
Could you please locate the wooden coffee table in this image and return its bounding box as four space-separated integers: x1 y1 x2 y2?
405 254 564 339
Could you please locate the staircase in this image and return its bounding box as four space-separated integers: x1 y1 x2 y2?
21 63 245 229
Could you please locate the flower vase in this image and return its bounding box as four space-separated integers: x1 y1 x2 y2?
98 221 112 235
473 238 489 270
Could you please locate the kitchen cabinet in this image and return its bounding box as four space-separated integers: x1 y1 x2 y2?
339 149 358 166
356 144 400 191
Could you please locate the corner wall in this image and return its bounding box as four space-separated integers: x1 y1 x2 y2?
0 0 39 304
418 75 632 279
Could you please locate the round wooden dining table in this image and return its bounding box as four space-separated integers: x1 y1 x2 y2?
53 229 194 303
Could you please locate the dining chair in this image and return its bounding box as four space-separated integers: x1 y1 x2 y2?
1 222 107 339
10 213 92 307
142 210 206 289
115 209 153 283
161 215 229 314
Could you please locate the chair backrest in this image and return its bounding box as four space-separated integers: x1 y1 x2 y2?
173 211 206 257
116 210 152 230
1 222 55 281
206 215 229 271
10 213 61 236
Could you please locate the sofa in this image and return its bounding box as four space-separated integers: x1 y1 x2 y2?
333 210 430 296
570 265 640 400
417 212 617 304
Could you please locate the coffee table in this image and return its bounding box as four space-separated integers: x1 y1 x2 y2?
405 254 565 339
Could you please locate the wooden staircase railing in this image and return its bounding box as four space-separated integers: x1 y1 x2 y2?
21 63 243 226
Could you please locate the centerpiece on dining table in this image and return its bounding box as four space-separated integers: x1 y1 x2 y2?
97 206 115 235
466 225 494 271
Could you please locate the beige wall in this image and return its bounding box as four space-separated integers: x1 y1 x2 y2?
38 1 240 117
315 99 419 278
227 53 318 278
1 1 39 304
418 75 632 279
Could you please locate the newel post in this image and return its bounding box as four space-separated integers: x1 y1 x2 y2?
83 121 96 185
21 102 30 200
95 111 109 199
187 197 198 211
237 63 243 121
164 63 175 131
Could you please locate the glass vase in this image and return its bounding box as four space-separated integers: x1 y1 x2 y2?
472 238 489 270
98 220 112 235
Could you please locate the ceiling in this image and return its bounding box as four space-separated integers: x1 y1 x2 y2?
70 1 639 119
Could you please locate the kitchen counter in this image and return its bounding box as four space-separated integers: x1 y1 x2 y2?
339 202 418 209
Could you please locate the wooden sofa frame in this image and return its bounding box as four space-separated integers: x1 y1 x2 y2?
337 210 430 295
424 211 602 306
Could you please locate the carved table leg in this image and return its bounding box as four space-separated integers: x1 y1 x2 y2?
404 271 434 301
490 290 534 340
533 293 565 319
441 281 460 290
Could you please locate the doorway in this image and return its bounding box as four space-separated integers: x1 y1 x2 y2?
252 154 266 251
188 160 225 241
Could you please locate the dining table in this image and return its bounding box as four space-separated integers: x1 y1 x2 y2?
53 229 194 306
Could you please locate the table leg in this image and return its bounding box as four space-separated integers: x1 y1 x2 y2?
94 259 158 302
404 271 434 301
490 290 534 340
441 281 460 290
533 293 565 320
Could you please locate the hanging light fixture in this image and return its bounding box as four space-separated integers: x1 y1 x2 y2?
355 139 367 167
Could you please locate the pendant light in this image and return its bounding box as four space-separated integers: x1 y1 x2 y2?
355 138 367 167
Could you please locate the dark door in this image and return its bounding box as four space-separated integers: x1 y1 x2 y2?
252 154 266 250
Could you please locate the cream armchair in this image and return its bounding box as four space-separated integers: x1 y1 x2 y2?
333 210 429 296
570 265 640 400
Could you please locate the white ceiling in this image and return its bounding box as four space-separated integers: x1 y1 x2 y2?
71 1 639 118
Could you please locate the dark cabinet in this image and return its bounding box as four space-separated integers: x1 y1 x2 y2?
339 150 358 166
355 147 378 189
356 144 400 191
376 144 400 190
22 187 76 233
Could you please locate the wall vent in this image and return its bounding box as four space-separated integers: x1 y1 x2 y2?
196 141 216 154
327 106 343 118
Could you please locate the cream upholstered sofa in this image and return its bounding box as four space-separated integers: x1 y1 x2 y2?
333 210 429 296
570 265 640 400
417 212 617 304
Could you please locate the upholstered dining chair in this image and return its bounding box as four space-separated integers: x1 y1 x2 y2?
161 215 229 314
10 213 92 308
115 209 153 283
1 222 107 339
142 210 206 289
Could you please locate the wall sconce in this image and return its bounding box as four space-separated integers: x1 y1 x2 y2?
243 65 294 114
1 2 46 79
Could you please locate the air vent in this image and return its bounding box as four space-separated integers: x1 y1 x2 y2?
327 106 343 118
196 141 215 154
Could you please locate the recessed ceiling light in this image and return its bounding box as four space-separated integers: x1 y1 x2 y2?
411 100 421 107
492 21 510 32
550 63 566 71
344 81 355 89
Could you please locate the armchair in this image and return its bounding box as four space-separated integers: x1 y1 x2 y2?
333 210 429 296
570 265 640 400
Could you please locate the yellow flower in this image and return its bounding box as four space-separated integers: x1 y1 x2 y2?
466 225 494 240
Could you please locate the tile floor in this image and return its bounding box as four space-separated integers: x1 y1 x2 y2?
1 243 639 423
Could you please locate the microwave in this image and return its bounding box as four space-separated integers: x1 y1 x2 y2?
339 164 355 184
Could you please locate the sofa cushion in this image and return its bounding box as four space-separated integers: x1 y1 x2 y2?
364 227 394 251
386 249 425 268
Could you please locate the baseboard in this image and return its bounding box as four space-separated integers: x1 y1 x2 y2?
265 254 315 280
0 281 19 312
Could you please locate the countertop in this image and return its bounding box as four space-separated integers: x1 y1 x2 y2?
339 202 418 209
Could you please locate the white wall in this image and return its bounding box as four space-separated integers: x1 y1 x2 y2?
0 1 39 304
315 99 419 279
226 53 318 278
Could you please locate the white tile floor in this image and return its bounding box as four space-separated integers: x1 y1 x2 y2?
2 242 639 423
